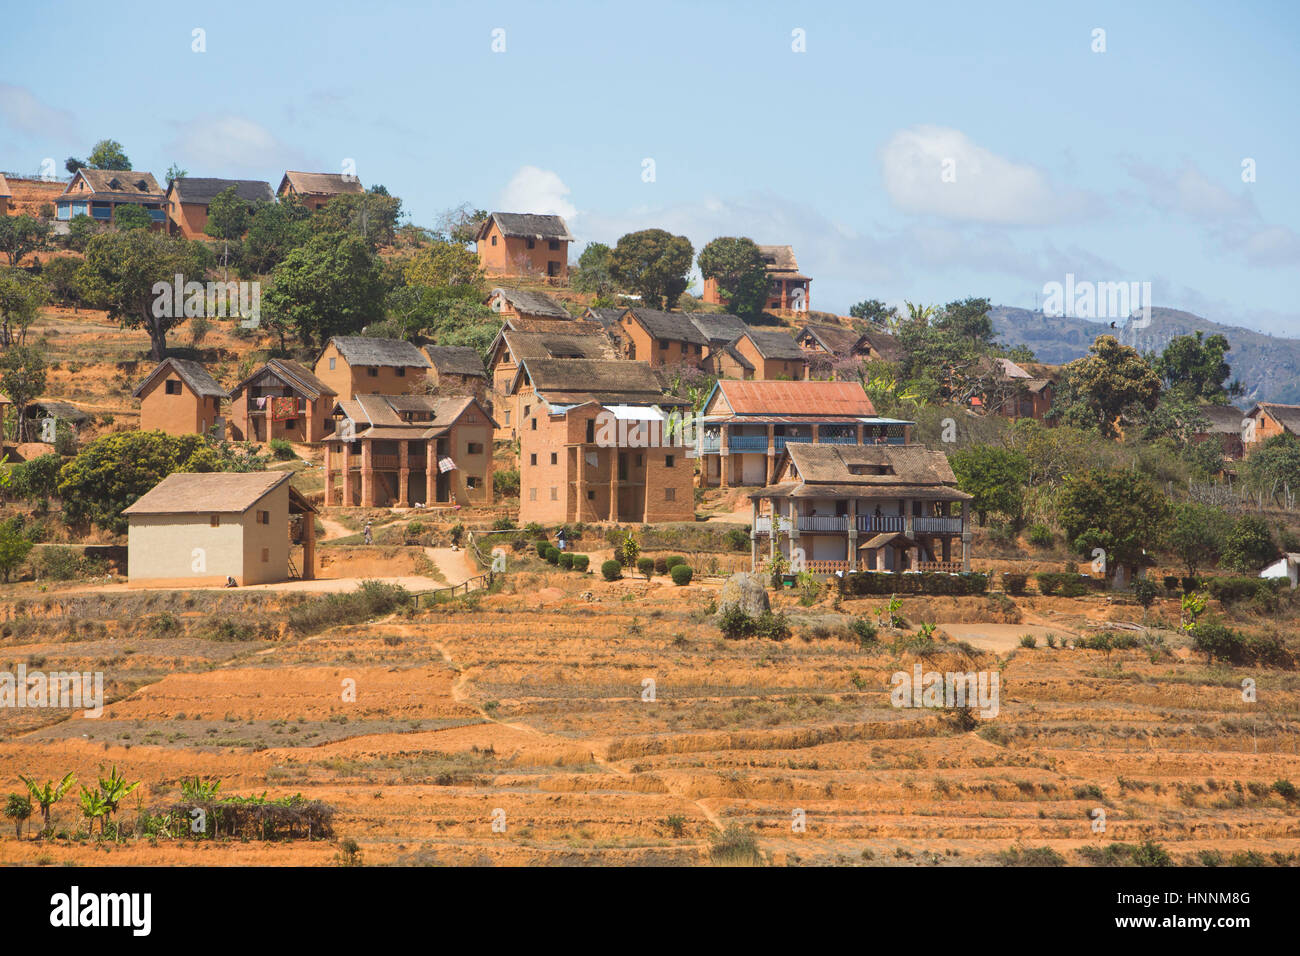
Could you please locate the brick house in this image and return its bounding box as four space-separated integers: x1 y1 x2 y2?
0 174 9 216
486 286 571 321
55 169 166 228
314 337 431 400
133 358 227 436
751 443 972 578
422 345 487 398
488 321 618 442
276 171 364 211
323 394 495 508
1191 404 1247 462
732 328 808 380
703 245 811 312
165 177 274 238
1243 402 1300 455
475 212 574 280
611 308 709 368
228 359 337 444
515 358 693 524
699 380 911 487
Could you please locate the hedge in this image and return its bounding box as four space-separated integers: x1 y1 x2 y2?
601 559 623 581
839 571 988 596
1204 576 1285 605
544 546 560 564
637 556 656 578
1001 572 1028 595
558 553 574 569
572 554 590 572
664 555 686 570
1035 572 1098 597
670 564 693 586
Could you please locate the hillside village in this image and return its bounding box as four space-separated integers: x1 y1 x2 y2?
0 143 1298 869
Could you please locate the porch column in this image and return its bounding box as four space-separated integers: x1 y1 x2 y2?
301 511 316 579
856 423 863 445
342 440 355 506
720 425 730 489
265 404 274 444
751 497 760 571
903 423 912 444
768 497 777 564
788 497 800 568
361 440 374 507
848 498 858 571
576 446 587 522
397 441 410 507
323 443 335 506
305 400 314 444
426 441 436 506
766 425 776 484
961 501 972 572
609 448 619 522
812 424 820 444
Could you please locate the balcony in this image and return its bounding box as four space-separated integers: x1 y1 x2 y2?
727 435 770 452
856 515 905 533
818 434 858 445
753 516 791 534
913 516 964 534
797 515 848 532
773 435 813 451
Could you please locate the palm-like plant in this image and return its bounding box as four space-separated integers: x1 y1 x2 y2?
18 772 75 836
96 765 140 819
79 787 108 836
4 793 32 839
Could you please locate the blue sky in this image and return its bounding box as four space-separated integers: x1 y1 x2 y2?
2 0 1298 335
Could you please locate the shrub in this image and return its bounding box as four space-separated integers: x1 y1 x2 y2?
535 541 550 558
1163 575 1180 592
1035 571 1090 597
9 454 62 502
558 553 574 569
664 555 686 571
601 559 623 581
709 823 760 865
849 617 878 645
1001 572 1028 595
492 517 516 531
724 528 750 551
1205 576 1284 606
36 546 82 581
572 554 590 572
523 522 547 540
840 571 988 596
1019 634 1037 648
288 581 412 635
653 556 668 574
718 604 752 640
1180 576 1201 594
268 438 295 460
637 556 655 578
544 546 560 565
670 564 693 586
1027 524 1054 548
720 606 790 640
493 468 520 498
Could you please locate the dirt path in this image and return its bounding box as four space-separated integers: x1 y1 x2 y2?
317 516 354 542
423 547 477 587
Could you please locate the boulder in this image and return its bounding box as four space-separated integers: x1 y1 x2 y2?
716 572 770 618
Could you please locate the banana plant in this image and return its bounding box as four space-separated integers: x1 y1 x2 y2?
79 786 108 836
97 765 140 817
18 771 75 836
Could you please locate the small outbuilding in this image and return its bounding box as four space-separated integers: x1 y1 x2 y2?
133 357 227 436
123 471 317 587
1261 553 1300 589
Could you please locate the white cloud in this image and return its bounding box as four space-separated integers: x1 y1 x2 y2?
166 114 307 172
496 166 576 218
0 84 77 140
880 125 1092 225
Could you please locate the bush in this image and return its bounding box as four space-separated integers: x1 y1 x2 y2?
492 517 516 531
523 522 547 540
724 528 750 551
664 555 686 571
268 438 295 460
544 546 560 564
493 468 520 498
1205 576 1284 606
718 606 790 640
1019 633 1037 648
840 571 988 596
8 453 62 502
1163 575 1181 592
637 556 655 578
1001 572 1028 595
849 617 878 645
1132 576 1160 611
654 556 668 575
288 580 412 635
36 546 82 581
1027 524 1054 548
601 559 623 581
558 553 574 569
670 564 693 586
572 554 590 572
1181 576 1201 594
1035 571 1090 597
534 541 550 558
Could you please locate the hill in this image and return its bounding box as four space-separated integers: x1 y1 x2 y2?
992 306 1300 404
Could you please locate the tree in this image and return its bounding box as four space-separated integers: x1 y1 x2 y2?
1242 434 1300 506
1166 501 1231 577
0 345 48 441
1220 515 1277 572
262 233 384 349
0 214 52 267
85 139 131 170
948 445 1029 527
0 268 48 346
1055 335 1161 438
0 520 33 582
18 772 75 836
1138 391 1210 446
111 204 152 231
64 214 99 252
570 242 617 300
849 298 893 325
77 230 212 360
435 203 487 245
165 163 188 186
4 793 32 838
1154 331 1242 403
204 186 252 279
312 190 403 249
57 431 223 533
64 157 85 175
39 256 84 311
934 297 994 350
243 197 312 274
609 229 693 309
697 237 768 316
400 239 482 288
1057 469 1172 577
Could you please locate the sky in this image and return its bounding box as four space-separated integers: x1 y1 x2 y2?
2 0 1298 336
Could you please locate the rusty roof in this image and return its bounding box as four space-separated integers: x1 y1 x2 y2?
712 380 876 417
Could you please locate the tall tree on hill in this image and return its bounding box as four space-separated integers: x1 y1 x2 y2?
0 268 49 347
77 230 213 361
1057 468 1172 580
1052 335 1162 438
243 197 312 274
0 345 48 442
204 186 253 280
435 203 488 245
849 298 893 326
262 233 384 350
571 242 617 301
67 139 132 172
313 190 403 249
1154 330 1243 403
609 229 694 310
934 297 995 349
0 215 52 267
697 237 768 317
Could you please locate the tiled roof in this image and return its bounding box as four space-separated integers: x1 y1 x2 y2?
715 380 876 417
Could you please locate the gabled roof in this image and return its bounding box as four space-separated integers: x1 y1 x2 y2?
476 212 574 242
168 177 274 205
423 345 486 378
1197 405 1246 434
501 330 618 363
690 313 750 345
123 471 298 516
737 328 805 361
993 357 1033 379
487 286 570 319
334 393 497 433
781 443 969 495
757 244 807 279
852 328 904 363
27 400 89 423
796 323 860 355
624 308 708 346
1248 402 1300 435
328 336 431 369
65 168 163 198
519 357 678 407
709 380 876 418
132 358 227 400
584 307 625 329
0 173 10 198
505 316 604 335
279 171 364 197
231 359 336 400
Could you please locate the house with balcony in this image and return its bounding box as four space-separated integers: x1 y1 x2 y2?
228 359 337 444
698 380 912 487
514 357 692 524
750 443 972 577
55 169 166 227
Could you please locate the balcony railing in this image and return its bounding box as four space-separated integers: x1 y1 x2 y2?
727 435 770 452
917 560 964 573
913 516 964 534
753 516 791 534
371 454 400 470
856 515 905 533
803 560 849 574
797 515 849 532
818 434 858 444
773 435 814 451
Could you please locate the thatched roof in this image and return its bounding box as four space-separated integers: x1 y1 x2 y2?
501 330 618 363
123 471 293 516
423 346 486 378
786 443 965 490
1250 402 1300 436
68 168 163 198
690 313 749 345
796 323 860 355
1197 404 1245 434
521 358 677 406
132 358 227 400
739 328 804 361
279 171 364 196
488 286 570 319
477 212 574 242
169 178 274 205
231 359 336 400
329 336 431 369
625 309 708 346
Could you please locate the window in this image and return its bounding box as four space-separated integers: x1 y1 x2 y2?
285 419 298 429
256 510 269 524
530 453 537 466
396 367 406 377
467 477 481 489
636 454 643 467
329 357 336 370
164 379 182 395
665 454 675 468
548 239 560 250
665 488 676 501
585 419 595 443
491 235 497 246
531 418 537 430
529 488 537 501
550 452 557 465
527 238 536 249
550 487 558 500
504 410 511 424
587 490 595 500
210 515 220 528
367 367 378 377
261 548 269 563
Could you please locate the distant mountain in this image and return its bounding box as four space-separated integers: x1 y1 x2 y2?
991 306 1300 405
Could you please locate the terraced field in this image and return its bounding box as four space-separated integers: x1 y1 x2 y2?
0 570 1297 866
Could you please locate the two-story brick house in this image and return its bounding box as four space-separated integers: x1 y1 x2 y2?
475 213 574 280
314 337 431 400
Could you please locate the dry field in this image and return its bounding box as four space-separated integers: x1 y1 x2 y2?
0 568 1297 867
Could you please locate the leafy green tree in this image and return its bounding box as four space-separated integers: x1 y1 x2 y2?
697 236 768 316
949 445 1029 527
0 345 48 441
243 197 312 274
570 242 617 300
0 520 34 582
1166 501 1231 577
1154 331 1242 403
79 786 108 836
64 157 85 175
18 772 75 836
0 214 52 267
1242 434 1300 505
401 238 482 288
1057 468 1172 575
312 190 403 249
934 297 994 349
8 452 62 502
262 233 384 349
4 793 32 838
165 163 188 186
39 256 84 311
0 268 48 346
1220 515 1277 572
1138 392 1210 445
1054 335 1161 438
609 229 693 309
85 139 131 170
204 186 252 279
77 230 212 360
56 431 223 533
849 298 893 325
64 214 99 252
